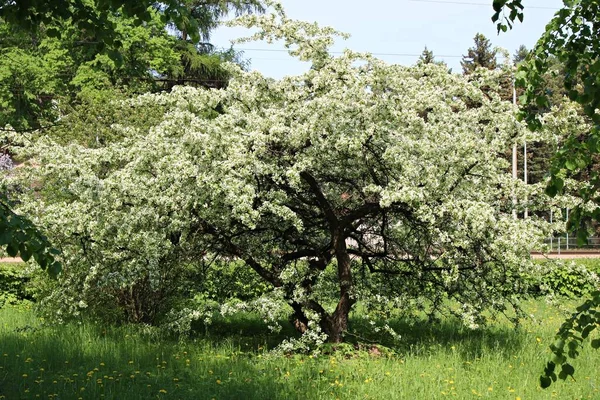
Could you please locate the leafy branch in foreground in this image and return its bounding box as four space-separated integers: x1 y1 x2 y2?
540 291 600 388
491 1 600 388
0 192 61 277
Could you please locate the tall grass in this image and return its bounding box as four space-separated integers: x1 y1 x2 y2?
1 298 598 399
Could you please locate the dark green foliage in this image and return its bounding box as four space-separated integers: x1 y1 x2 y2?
491 0 524 33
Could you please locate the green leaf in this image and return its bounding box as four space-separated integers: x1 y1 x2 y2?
0 231 11 246
48 262 62 278
107 50 124 67
492 0 504 12
591 339 600 349
6 242 18 257
19 243 32 262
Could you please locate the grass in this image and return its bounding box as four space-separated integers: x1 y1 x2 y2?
1 259 599 399
0 299 599 400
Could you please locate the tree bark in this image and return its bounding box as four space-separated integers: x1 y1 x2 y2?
323 230 355 343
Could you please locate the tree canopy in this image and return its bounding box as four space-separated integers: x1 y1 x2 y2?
10 4 556 346
0 0 264 45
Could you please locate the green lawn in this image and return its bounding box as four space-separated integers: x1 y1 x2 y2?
0 298 598 400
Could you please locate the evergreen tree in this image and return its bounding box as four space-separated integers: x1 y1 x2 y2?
461 33 497 74
417 46 448 69
418 46 436 64
513 44 530 65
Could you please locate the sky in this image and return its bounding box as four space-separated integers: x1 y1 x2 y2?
209 0 563 78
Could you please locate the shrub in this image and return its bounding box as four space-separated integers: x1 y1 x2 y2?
531 259 600 298
0 263 32 307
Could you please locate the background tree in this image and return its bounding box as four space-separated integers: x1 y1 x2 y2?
0 0 262 45
0 3 262 132
417 46 447 67
417 46 435 64
461 33 497 74
512 44 529 65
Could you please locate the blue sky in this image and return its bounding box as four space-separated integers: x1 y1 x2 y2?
210 0 563 78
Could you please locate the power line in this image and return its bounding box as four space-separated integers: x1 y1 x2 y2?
235 47 464 58
407 0 559 10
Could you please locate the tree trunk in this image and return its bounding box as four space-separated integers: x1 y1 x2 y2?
289 302 309 334
324 230 355 343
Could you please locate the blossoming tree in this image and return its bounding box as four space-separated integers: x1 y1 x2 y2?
16 4 552 343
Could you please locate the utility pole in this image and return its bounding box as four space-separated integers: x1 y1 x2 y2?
512 75 518 219
524 140 528 218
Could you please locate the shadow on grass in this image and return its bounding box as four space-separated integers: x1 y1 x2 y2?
348 315 527 360
0 304 531 400
0 313 307 400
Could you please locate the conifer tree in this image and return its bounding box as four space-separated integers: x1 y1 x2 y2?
461 33 497 74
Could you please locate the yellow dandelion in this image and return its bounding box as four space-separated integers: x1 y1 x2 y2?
216 379 222 384
22 374 28 378
159 389 167 394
